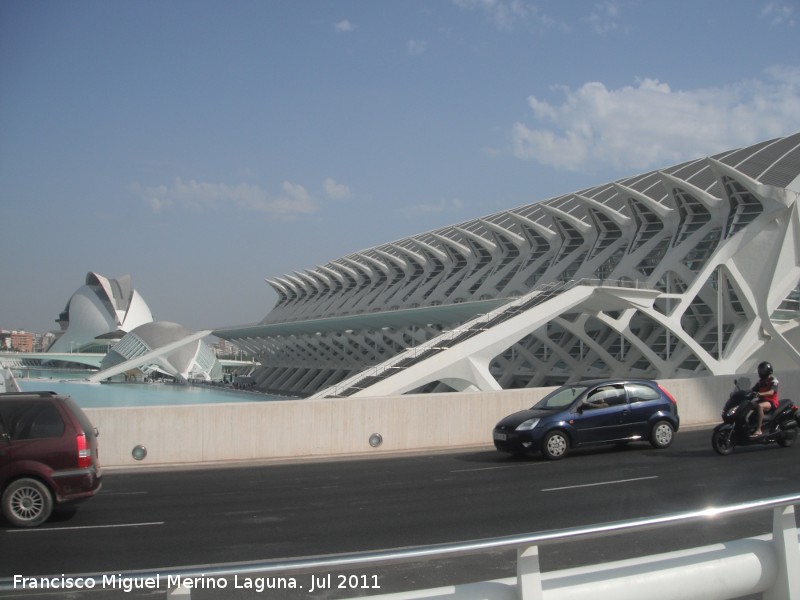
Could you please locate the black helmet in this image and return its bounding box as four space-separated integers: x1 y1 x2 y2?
758 361 773 379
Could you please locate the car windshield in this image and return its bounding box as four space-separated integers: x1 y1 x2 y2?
532 385 589 410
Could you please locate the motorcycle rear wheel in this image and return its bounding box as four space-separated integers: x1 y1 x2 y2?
712 425 736 455
778 429 797 448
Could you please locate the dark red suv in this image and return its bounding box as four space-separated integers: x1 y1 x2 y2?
0 391 102 527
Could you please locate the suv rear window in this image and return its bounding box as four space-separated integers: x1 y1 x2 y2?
0 401 66 440
63 397 95 438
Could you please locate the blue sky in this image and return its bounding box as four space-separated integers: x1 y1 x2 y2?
2 0 799 335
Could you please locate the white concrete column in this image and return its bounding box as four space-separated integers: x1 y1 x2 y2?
765 505 800 600
517 545 543 600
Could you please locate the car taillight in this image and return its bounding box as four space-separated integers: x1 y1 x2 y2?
77 433 92 468
659 385 677 405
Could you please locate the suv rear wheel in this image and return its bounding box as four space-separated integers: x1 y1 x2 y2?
2 478 53 527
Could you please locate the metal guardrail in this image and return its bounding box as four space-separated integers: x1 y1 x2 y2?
3 492 799 598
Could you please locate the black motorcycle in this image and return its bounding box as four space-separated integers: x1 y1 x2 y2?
711 377 800 455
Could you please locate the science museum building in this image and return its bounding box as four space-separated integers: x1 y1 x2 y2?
216 133 800 399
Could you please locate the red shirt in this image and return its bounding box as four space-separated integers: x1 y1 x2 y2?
754 375 779 409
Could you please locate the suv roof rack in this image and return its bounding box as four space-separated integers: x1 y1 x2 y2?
0 391 59 399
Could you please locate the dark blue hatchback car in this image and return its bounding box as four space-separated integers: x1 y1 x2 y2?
493 379 679 460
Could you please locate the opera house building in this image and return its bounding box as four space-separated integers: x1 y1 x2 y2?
49 272 153 354
14 272 222 384
215 132 800 399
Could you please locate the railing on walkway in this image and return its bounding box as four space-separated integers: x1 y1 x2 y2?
2 492 798 599
321 278 647 398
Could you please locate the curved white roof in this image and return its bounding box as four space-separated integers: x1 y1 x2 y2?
217 133 800 398
100 321 221 382
48 272 153 353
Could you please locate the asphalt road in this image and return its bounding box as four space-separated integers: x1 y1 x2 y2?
2 425 799 599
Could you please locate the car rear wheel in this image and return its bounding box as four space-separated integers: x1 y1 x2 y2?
541 430 569 460
2 478 53 527
650 421 675 449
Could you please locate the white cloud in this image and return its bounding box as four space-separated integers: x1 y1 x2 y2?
585 0 625 35
407 39 428 56
761 2 796 27
271 181 316 214
452 0 557 32
140 178 317 217
334 19 356 33
324 178 351 200
512 67 800 172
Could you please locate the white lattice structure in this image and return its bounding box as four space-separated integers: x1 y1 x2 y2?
216 133 800 398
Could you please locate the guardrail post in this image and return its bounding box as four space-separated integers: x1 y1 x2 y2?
765 505 800 600
167 584 191 598
516 545 543 600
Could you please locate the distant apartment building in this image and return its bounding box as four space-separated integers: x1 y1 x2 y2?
213 339 241 357
41 332 56 352
8 331 34 352
1 330 55 352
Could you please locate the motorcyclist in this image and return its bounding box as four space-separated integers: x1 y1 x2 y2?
751 361 779 436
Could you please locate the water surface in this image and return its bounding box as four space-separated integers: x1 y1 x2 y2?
18 379 277 408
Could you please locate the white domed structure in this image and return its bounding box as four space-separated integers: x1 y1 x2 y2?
99 321 221 383
49 272 153 353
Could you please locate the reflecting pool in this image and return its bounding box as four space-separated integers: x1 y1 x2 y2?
17 378 281 408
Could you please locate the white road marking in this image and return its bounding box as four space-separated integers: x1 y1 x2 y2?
452 463 548 473
6 521 164 533
542 475 658 492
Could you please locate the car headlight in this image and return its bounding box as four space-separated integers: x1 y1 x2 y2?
516 418 540 431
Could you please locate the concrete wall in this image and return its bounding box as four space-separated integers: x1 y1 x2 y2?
86 372 800 468
1 368 21 393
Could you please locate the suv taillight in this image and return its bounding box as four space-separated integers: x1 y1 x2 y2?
77 433 92 468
